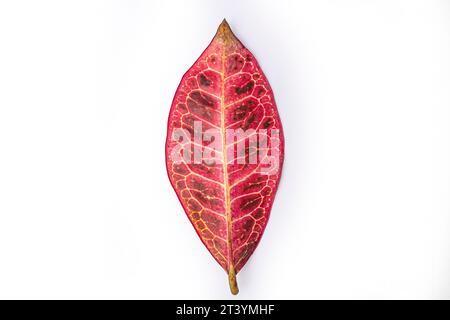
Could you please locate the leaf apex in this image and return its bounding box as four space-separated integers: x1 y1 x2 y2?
218 18 230 30
215 19 236 44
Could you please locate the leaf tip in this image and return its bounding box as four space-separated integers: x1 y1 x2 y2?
215 19 236 44
219 18 230 31
228 266 239 295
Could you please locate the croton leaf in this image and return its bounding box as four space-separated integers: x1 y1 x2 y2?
165 20 284 294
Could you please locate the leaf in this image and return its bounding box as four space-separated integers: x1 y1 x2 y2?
165 19 284 294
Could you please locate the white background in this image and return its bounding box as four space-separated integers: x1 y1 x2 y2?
0 0 449 299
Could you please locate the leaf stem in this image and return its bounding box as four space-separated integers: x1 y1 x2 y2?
228 266 239 295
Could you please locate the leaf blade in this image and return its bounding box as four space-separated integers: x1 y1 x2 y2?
165 20 284 294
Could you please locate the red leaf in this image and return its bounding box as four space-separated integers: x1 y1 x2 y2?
165 20 284 294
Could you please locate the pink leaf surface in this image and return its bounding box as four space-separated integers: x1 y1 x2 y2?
165 20 284 294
